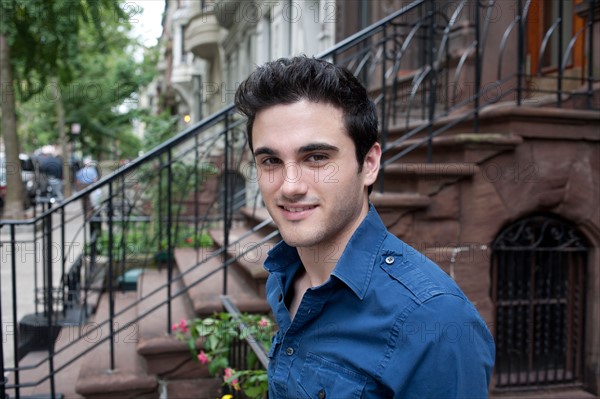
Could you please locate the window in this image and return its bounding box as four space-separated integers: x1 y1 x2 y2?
492 215 588 389
526 0 586 75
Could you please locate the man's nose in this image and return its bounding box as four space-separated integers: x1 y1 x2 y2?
280 163 308 198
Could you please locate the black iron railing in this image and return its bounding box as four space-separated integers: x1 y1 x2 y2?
0 0 598 397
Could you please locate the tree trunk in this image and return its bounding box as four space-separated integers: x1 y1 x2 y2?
53 76 72 197
0 33 25 219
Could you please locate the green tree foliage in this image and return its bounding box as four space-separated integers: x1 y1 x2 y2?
15 1 157 161
1 0 163 217
1 0 127 216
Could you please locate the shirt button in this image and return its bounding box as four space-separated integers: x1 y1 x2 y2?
385 256 395 265
318 389 326 399
286 347 294 356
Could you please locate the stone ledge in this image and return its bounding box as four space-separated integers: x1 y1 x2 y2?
174 248 269 317
370 192 431 209
75 369 157 398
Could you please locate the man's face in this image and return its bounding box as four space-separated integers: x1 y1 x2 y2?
252 100 380 249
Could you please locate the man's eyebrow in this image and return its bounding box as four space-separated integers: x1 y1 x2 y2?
254 143 339 157
253 147 276 157
298 143 339 154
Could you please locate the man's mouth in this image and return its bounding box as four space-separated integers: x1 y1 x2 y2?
281 205 317 212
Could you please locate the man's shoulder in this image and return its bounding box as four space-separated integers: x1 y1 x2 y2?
374 232 467 304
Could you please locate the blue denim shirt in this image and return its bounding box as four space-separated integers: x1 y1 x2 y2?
264 205 495 398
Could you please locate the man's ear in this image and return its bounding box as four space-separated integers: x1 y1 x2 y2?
363 142 381 187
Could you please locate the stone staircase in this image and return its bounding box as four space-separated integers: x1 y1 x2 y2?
8 98 598 397
69 207 278 397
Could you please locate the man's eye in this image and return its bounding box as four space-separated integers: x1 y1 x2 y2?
261 157 281 166
306 154 328 163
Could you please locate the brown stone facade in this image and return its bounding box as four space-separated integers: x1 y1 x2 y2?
378 107 600 395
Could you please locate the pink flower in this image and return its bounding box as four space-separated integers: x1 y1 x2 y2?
197 350 209 365
178 319 189 333
258 317 270 327
224 368 240 390
171 323 178 332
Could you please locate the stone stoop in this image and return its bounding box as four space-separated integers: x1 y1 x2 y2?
164 378 225 399
489 387 598 399
209 227 275 298
374 132 524 245
382 162 479 195
239 207 277 235
7 325 86 398
174 247 269 316
135 269 223 399
383 132 523 164
75 291 158 398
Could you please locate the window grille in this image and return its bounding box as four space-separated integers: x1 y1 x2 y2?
492 215 587 389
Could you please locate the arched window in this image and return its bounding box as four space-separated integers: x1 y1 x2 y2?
492 215 588 389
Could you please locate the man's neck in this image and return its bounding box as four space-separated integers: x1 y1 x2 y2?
295 243 344 287
294 202 371 288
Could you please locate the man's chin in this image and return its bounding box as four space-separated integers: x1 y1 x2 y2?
279 231 317 248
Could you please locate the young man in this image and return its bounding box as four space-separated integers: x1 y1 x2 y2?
235 56 495 398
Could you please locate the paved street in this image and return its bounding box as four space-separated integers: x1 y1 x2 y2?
1 200 85 371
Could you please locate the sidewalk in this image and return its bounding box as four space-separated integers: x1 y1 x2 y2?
1 200 86 371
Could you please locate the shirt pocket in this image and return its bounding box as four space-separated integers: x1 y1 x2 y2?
297 352 367 399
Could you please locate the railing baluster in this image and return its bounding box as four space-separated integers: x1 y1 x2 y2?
121 173 127 284
557 0 563 108
586 0 595 109
108 183 116 371
61 208 66 317
194 132 200 265
426 0 435 163
10 225 19 398
379 23 387 194
223 114 230 296
517 0 524 106
167 149 173 333
474 0 481 133
45 211 56 397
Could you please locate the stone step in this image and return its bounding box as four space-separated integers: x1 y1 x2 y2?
174 247 269 317
135 269 208 380
135 270 224 398
75 291 158 398
382 162 479 194
488 387 598 399
209 227 277 298
164 378 225 399
370 192 431 209
382 133 523 164
240 206 278 235
8 325 86 398
370 193 432 242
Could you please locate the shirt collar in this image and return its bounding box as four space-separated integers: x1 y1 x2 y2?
264 204 388 300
